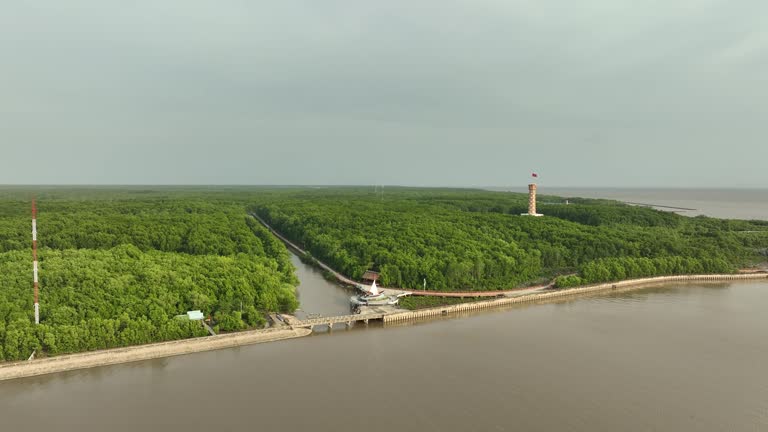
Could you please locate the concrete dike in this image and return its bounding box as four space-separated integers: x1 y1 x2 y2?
383 273 768 323
0 327 311 382
3 273 765 381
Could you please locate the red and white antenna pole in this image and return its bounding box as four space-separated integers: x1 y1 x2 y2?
32 198 40 324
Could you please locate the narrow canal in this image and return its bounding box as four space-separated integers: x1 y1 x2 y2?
289 252 354 320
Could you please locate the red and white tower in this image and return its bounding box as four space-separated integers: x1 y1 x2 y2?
527 183 539 215
521 173 543 217
32 199 40 324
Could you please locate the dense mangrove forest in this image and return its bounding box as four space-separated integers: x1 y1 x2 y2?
0 188 298 361
2 186 767 361
251 188 768 290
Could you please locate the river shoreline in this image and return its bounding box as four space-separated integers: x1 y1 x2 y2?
3 273 766 382
3 217 765 382
384 273 768 322
0 327 311 382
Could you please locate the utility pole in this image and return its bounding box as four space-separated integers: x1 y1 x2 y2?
32 198 40 324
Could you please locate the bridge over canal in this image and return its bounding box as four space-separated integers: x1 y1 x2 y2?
287 313 386 330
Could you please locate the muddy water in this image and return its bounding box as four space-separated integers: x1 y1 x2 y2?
1 279 767 431
530 187 768 220
290 253 354 320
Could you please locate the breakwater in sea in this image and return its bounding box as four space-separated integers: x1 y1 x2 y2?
383 273 768 323
0 327 312 381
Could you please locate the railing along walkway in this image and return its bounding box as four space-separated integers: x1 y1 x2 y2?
288 313 385 329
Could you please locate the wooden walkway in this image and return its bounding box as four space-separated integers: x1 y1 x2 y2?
284 273 768 331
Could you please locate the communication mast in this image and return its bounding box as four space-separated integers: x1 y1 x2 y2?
32 199 40 324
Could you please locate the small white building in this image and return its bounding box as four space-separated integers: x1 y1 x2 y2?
177 310 205 321
187 310 205 321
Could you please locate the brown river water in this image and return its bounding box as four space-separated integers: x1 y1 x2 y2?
1 189 767 431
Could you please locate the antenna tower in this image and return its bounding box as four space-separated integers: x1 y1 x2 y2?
32 199 40 324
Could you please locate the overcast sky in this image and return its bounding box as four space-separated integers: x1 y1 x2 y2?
2 1 767 187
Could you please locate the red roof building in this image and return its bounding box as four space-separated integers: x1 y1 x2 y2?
361 270 380 283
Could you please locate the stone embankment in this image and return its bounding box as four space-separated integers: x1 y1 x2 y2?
3 273 765 381
384 273 768 323
0 327 311 381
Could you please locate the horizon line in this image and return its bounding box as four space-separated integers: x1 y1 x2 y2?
1 184 766 190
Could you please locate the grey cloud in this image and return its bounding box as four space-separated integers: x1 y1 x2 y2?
1 1 767 187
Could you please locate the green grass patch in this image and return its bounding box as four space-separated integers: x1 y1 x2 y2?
398 296 486 310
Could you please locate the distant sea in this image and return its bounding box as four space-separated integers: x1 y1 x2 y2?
487 187 768 221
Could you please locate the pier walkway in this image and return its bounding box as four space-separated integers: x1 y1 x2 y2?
280 274 768 330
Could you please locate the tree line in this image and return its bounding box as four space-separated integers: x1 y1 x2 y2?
554 256 734 288
250 188 768 292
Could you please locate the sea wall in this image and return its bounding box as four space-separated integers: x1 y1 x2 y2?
4 273 765 380
0 327 311 382
383 273 768 323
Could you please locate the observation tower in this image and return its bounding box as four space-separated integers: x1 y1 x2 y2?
521 174 543 217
